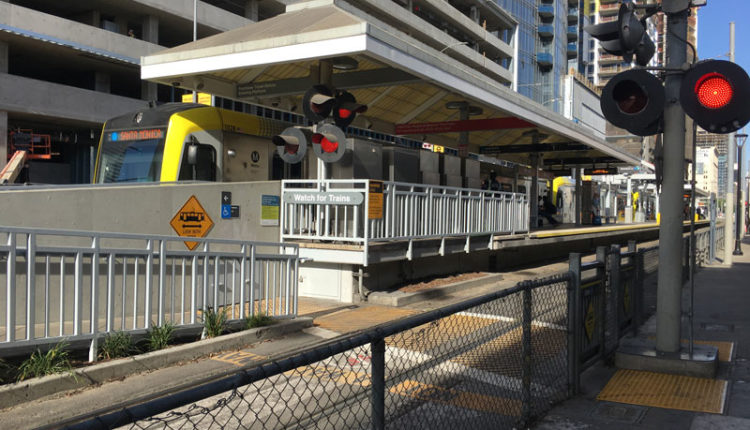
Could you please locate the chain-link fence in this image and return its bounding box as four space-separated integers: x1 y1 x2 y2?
64 228 721 430
66 274 571 430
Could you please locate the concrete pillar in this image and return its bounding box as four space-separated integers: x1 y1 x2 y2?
574 168 582 226
95 72 111 93
141 81 158 102
625 177 633 224
245 0 259 21
530 153 539 229
0 111 7 170
0 40 7 73
142 15 159 44
0 40 7 168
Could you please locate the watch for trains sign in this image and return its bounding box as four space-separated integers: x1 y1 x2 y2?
170 196 214 250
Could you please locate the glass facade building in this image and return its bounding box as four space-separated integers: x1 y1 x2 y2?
496 0 578 113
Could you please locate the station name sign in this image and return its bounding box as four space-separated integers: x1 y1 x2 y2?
283 192 364 205
107 129 164 142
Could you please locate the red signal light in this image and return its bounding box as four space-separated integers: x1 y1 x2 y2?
313 133 338 153
695 73 733 109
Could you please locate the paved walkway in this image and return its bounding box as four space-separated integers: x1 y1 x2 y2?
534 236 750 429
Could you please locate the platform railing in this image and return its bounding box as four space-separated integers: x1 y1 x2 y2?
281 179 529 245
0 227 299 361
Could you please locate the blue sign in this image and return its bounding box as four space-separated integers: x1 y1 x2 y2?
221 204 231 219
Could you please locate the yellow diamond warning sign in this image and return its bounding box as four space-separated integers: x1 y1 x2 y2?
170 196 214 250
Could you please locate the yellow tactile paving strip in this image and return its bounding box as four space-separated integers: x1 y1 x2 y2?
386 314 497 352
314 305 418 333
453 325 565 375
597 369 727 414
692 340 734 362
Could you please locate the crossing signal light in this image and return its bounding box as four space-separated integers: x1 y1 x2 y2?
584 2 655 66
333 91 367 129
302 84 335 122
312 123 347 163
601 69 665 136
680 60 750 134
272 127 309 164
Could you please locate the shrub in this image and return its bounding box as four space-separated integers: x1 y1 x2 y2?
99 331 134 360
146 322 175 351
203 307 227 338
17 341 72 382
244 312 274 329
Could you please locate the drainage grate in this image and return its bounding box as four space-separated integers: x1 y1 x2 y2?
700 322 735 332
591 402 647 424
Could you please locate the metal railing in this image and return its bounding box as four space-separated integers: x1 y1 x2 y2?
281 179 528 249
68 274 571 430
60 228 722 429
0 227 299 361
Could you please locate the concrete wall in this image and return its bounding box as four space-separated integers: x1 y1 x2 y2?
0 74 148 125
0 181 282 244
133 0 250 32
0 3 163 60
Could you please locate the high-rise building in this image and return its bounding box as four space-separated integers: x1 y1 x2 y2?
496 0 579 113
575 0 699 163
697 128 730 199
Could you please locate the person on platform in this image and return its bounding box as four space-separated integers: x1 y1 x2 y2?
539 194 559 226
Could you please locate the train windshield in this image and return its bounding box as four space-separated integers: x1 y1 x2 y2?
96 128 166 183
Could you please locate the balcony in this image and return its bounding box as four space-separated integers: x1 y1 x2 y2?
568 8 578 23
598 54 622 64
538 25 554 39
567 43 577 59
538 4 554 19
537 52 553 67
567 25 578 40
599 2 620 16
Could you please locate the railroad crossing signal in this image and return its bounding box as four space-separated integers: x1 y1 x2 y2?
680 60 750 134
600 69 665 136
273 85 367 163
585 2 656 67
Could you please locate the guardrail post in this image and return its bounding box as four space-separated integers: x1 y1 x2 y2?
371 336 385 430
26 233 36 341
609 244 621 343
568 253 582 394
6 233 17 342
596 246 607 360
634 249 645 331
89 236 100 362
521 281 532 427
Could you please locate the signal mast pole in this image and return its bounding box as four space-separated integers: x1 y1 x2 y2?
655 1 689 354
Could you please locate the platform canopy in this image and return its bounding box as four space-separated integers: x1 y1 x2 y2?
141 0 645 171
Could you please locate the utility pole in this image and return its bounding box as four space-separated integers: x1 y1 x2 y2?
724 22 736 264
655 1 689 354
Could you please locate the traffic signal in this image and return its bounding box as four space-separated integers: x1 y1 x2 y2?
312 123 347 163
680 60 750 134
272 127 309 164
600 68 665 136
302 84 335 122
585 2 655 66
333 91 367 129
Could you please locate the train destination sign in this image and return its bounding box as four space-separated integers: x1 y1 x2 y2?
170 195 214 250
107 128 164 142
283 192 364 205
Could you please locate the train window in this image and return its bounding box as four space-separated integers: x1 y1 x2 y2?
178 141 216 181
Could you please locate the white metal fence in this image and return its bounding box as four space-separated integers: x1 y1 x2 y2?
0 227 299 361
281 179 529 245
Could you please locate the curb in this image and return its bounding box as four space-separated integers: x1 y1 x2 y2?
367 273 504 307
0 317 313 409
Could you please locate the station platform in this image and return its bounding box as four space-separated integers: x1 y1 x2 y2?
533 235 750 430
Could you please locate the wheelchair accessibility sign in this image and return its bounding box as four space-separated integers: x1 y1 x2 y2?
221 204 240 219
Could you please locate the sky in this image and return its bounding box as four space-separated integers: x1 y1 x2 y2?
696 0 750 170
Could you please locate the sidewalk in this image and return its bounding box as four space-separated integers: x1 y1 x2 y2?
534 236 750 430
